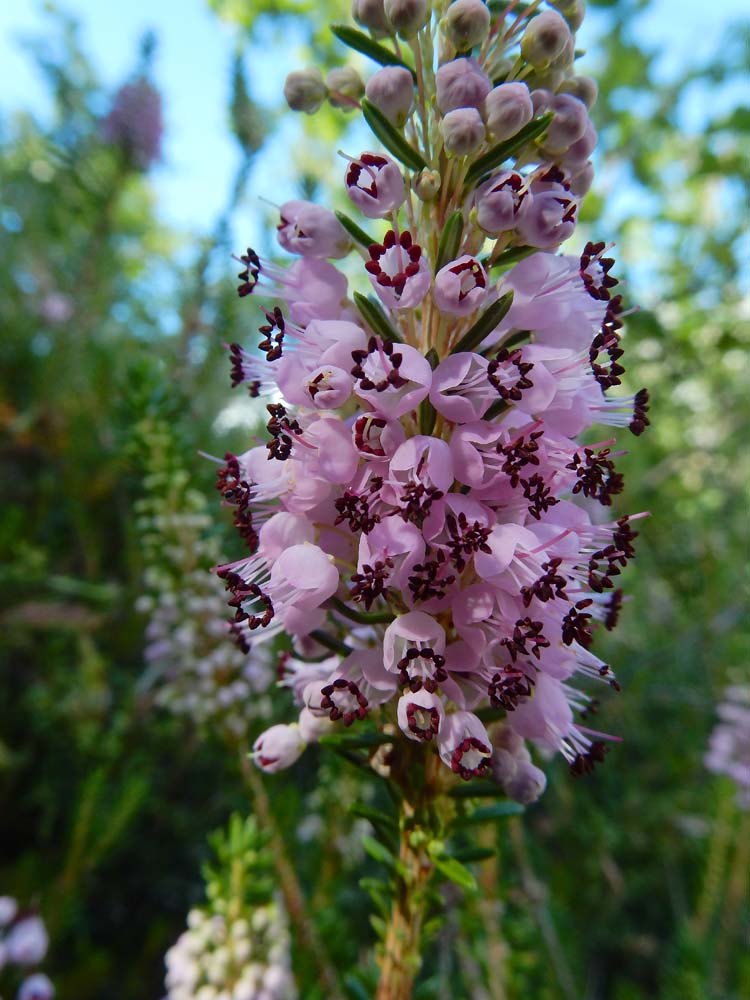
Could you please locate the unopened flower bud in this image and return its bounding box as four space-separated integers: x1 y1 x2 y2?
326 66 364 109
520 11 573 69
436 57 491 114
0 895 18 926
384 0 429 38
413 168 441 200
484 82 533 142
252 724 306 773
549 0 586 32
365 66 414 126
283 67 327 114
443 0 490 51
540 92 589 153
5 916 49 966
18 974 55 1000
505 759 547 804
353 0 391 34
561 74 598 108
441 107 485 156
568 159 594 196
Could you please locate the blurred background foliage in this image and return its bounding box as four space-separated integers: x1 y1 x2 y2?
0 0 748 997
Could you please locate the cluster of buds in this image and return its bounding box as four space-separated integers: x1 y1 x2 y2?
705 684 750 809
216 0 649 792
0 898 53 1000
163 817 295 1000
135 419 273 740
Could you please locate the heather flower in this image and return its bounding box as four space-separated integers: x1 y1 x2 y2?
705 684 750 808
214 0 651 810
164 818 296 1000
18 974 55 1000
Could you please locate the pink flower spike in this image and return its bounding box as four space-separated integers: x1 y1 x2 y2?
433 255 489 317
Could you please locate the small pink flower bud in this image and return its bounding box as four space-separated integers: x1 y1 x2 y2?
326 66 364 108
5 916 48 966
520 11 573 69
539 92 589 154
561 74 598 108
384 0 429 37
441 107 486 156
436 58 491 114
345 151 405 217
433 255 489 316
365 66 415 126
0 896 18 926
397 689 445 741
18 974 55 1000
277 200 351 258
568 159 594 196
549 0 586 32
283 67 327 113
442 0 491 51
484 82 534 142
413 168 441 201
253 724 306 773
505 759 547 804
353 0 392 35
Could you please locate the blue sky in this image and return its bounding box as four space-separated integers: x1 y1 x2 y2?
0 0 746 242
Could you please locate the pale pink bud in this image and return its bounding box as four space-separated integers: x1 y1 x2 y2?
353 0 391 34
326 66 364 109
484 82 533 142
562 74 598 109
436 58 491 114
365 67 414 126
536 91 588 153
253 724 306 772
521 11 573 68
345 152 405 218
18 974 55 1000
443 0 491 51
505 759 547 804
0 896 18 927
384 0 429 37
397 689 445 741
283 68 327 113
441 107 485 156
433 255 489 316
5 916 48 966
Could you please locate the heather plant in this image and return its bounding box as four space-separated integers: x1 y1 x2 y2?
213 0 651 993
0 898 54 1000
